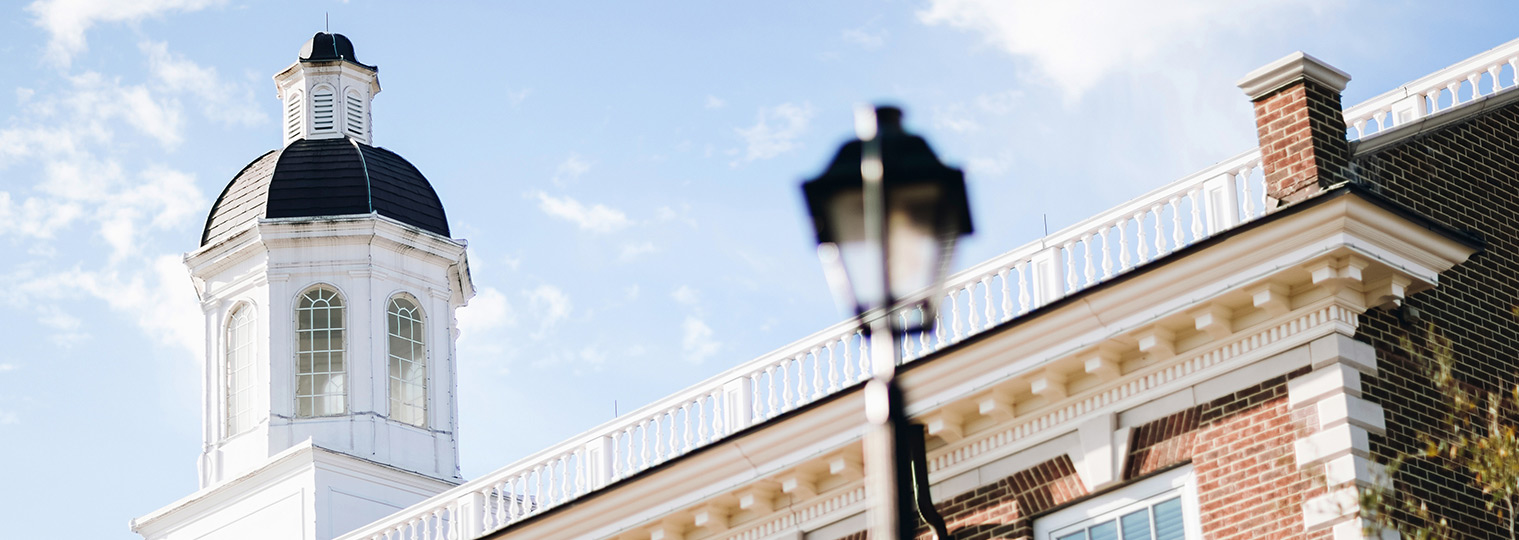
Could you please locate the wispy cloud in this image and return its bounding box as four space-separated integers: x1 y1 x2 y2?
734 102 815 163
525 284 572 339
552 154 593 186
27 0 223 67
917 0 1330 99
534 191 633 233
842 24 888 49
619 241 657 262
141 40 266 127
705 95 726 109
671 285 700 307
681 316 721 365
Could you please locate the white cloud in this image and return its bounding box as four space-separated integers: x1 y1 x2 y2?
27 0 222 66
975 90 1025 115
681 316 721 365
534 191 633 233
670 285 700 306
618 241 657 262
0 410 17 425
931 103 980 134
624 284 641 301
525 284 572 339
705 95 726 109
0 364 17 373
842 26 888 49
917 0 1328 99
141 40 266 127
735 102 815 162
552 154 593 186
458 286 515 335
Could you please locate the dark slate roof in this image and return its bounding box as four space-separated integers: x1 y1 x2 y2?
201 137 449 245
298 32 376 71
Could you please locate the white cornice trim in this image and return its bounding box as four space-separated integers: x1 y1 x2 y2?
1238 51 1352 100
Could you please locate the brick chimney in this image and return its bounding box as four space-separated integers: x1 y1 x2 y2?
1237 52 1352 207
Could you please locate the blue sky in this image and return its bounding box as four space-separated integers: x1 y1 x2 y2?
2 1 1518 537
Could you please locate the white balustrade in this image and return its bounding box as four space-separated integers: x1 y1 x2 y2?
1344 36 1519 140
336 147 1267 540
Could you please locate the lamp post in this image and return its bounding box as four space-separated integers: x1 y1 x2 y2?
802 105 973 539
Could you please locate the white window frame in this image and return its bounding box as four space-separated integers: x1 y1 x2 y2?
1033 465 1202 540
224 302 257 436
294 284 347 417
386 294 427 428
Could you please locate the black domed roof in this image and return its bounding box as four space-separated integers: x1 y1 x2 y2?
299 32 375 70
201 137 449 245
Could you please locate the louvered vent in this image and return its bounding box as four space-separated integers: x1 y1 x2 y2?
285 93 303 140
345 92 365 139
313 88 335 131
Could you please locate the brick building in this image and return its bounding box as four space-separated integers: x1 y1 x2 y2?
135 34 1519 540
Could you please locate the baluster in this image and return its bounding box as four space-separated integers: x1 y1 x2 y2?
916 309 931 354
1468 73 1482 100
827 340 841 391
621 428 634 478
811 347 824 399
1188 187 1204 241
794 353 810 404
1373 109 1387 132
751 374 763 421
1447 81 1461 106
981 276 995 330
766 365 779 417
435 509 445 539
1352 118 1366 139
1239 167 1256 220
950 288 964 341
1082 233 1096 284
998 268 1013 322
652 414 664 462
899 313 915 360
1169 195 1184 247
781 359 794 410
1062 242 1078 292
1489 65 1503 94
683 403 695 452
1098 227 1113 278
842 335 856 383
702 394 714 444
1134 211 1149 262
1150 204 1165 256
966 283 980 334
935 307 948 349
559 455 571 503
540 465 552 511
667 409 679 457
1509 58 1518 87
1118 219 1131 269
860 329 872 376
1016 262 1031 315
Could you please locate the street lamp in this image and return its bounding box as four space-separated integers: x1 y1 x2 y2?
802 105 972 539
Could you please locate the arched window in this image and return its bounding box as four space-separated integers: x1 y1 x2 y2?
345 90 365 140
387 296 426 427
312 86 335 132
225 304 256 434
296 286 346 417
285 91 303 141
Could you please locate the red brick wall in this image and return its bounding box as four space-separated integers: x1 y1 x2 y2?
842 370 1322 539
1251 80 1351 205
1350 100 1519 539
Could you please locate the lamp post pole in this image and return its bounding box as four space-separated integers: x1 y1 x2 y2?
856 111 918 540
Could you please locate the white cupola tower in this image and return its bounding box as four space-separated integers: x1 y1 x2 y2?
132 33 474 540
275 32 379 146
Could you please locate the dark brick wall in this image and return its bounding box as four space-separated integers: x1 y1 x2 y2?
1351 100 1519 539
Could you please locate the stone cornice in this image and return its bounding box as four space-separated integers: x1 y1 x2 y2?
1238 51 1352 100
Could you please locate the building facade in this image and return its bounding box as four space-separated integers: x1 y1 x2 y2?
136 33 1519 540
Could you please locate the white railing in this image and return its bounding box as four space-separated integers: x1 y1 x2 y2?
338 149 1267 540
1345 36 1519 140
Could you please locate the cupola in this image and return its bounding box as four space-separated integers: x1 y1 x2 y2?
275 32 380 146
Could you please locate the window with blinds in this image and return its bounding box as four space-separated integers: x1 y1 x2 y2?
285 92 303 140
345 91 365 140
1036 466 1200 540
312 86 335 132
